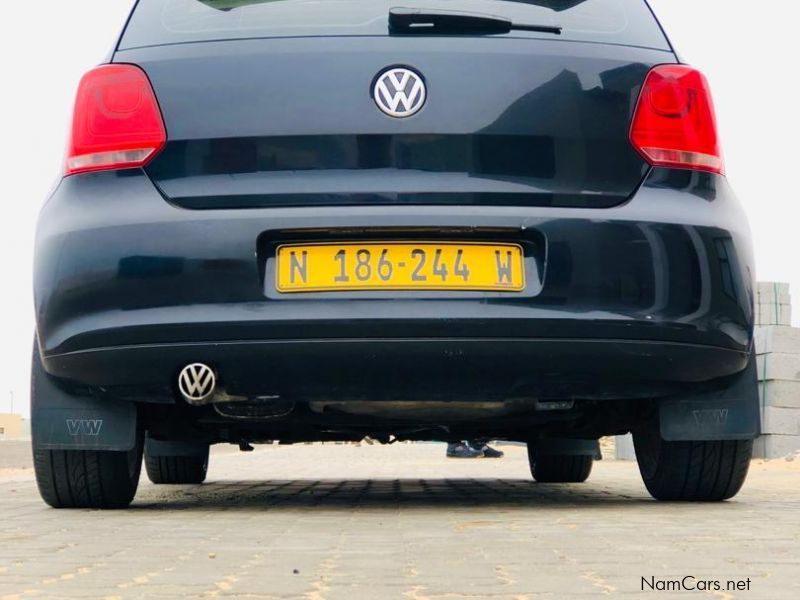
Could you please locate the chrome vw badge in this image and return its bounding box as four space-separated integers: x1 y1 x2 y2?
372 67 426 118
178 363 216 403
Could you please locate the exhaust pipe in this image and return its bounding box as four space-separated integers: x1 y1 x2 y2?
177 363 287 414
178 363 217 405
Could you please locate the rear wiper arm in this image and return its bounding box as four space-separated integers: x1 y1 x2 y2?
389 7 563 35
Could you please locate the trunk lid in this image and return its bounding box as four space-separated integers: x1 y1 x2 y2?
115 1 674 209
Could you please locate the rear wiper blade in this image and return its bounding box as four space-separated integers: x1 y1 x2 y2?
388 7 563 35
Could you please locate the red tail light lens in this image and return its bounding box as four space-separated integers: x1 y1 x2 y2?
630 65 723 175
65 64 166 176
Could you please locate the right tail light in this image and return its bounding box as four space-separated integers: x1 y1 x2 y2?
630 64 724 175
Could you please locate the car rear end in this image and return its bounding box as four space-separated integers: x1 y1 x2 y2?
32 0 759 507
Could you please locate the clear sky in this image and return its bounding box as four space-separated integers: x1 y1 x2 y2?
1 1 797 417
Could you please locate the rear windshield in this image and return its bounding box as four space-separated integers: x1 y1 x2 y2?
120 0 670 51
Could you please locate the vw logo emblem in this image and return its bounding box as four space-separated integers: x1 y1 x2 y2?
178 363 217 403
372 66 426 118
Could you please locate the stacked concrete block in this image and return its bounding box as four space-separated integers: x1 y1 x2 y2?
754 318 800 458
614 433 636 461
756 281 791 326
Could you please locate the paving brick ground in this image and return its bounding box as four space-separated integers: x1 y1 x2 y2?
0 443 798 599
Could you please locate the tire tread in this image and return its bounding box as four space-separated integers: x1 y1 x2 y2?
634 430 752 502
527 448 593 483
144 449 208 485
32 442 142 509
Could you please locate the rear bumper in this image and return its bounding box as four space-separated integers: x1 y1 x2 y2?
46 338 747 404
35 168 755 400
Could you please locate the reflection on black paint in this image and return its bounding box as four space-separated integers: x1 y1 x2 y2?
715 237 741 303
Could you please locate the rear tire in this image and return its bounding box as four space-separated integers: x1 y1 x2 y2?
31 338 143 509
145 446 209 484
633 414 753 502
527 446 593 483
33 434 144 509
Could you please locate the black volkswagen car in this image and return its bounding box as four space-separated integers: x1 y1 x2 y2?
33 0 759 508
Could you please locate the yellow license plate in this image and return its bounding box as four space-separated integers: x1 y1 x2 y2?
275 242 525 293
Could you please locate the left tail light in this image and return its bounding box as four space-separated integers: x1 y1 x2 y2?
65 64 166 176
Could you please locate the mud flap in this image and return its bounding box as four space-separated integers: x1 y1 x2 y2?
32 343 137 452
660 351 761 441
